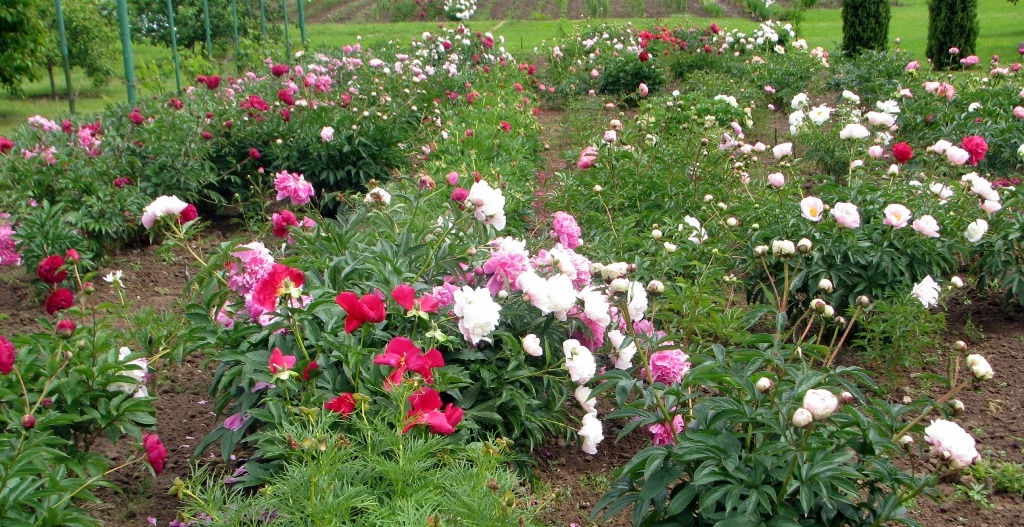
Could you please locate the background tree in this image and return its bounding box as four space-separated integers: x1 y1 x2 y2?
37 0 120 96
841 0 891 55
926 0 980 70
0 0 48 94
128 0 270 53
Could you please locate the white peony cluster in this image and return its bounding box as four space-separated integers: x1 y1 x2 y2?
141 195 188 229
468 180 507 231
453 286 501 344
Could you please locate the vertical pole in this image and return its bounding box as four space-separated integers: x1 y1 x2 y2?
231 0 240 70
259 0 267 35
282 0 291 60
53 0 75 113
202 0 212 58
166 0 182 92
297 0 306 44
116 0 136 104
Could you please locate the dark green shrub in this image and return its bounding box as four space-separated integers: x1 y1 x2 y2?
925 0 979 70
840 0 891 55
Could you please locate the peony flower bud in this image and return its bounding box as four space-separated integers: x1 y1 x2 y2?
609 278 629 293
834 316 847 326
952 340 967 351
22 414 36 429
951 399 965 415
857 295 871 307
664 242 677 253
792 408 813 428
822 305 835 318
651 229 663 240
756 377 773 393
797 238 812 253
899 435 914 447
803 389 838 420
811 298 827 313
726 217 738 227
647 280 665 295
593 185 603 193
772 240 796 257
950 276 964 288
965 354 993 380
753 245 769 257
818 278 834 293
841 391 854 403
497 290 508 300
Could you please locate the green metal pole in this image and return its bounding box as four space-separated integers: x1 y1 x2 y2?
259 0 266 35
53 0 75 114
116 0 136 104
297 0 306 44
166 0 182 92
231 0 239 69
282 0 290 60
202 0 212 58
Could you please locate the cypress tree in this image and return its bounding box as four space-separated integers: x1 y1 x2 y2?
841 0 892 55
926 0 980 70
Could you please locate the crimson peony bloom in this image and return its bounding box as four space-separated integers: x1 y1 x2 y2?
373 336 444 388
268 347 296 374
335 291 386 333
324 393 356 416
271 64 290 77
272 210 299 238
128 108 144 125
403 387 463 434
0 136 14 154
37 255 67 284
113 177 133 187
278 88 295 106
639 51 650 62
168 97 183 109
249 147 261 160
962 135 988 166
500 121 511 132
178 204 198 224
391 284 439 313
198 74 221 90
143 433 168 474
450 187 469 202
45 288 75 314
56 319 76 338
0 336 14 374
250 264 304 314
892 142 913 164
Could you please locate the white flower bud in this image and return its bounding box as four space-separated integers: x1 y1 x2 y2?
497 290 508 299
952 340 967 351
810 298 827 313
756 377 773 393
951 399 965 415
818 278 834 293
593 185 603 193
797 238 812 253
651 229 663 240
609 278 629 293
792 408 813 428
647 280 665 295
772 240 796 257
704 194 714 202
664 242 678 253
950 276 964 288
857 295 871 307
822 304 835 318
899 435 914 447
966 354 994 381
753 245 769 257
726 217 738 227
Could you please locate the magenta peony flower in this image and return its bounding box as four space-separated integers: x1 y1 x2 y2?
551 211 582 249
274 170 315 205
37 255 67 284
648 414 685 446
0 335 14 374
143 433 168 474
961 135 988 166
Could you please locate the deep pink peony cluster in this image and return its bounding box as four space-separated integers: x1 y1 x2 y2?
551 211 582 249
648 414 685 446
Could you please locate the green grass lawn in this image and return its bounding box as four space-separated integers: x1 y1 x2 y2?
1 3 1021 135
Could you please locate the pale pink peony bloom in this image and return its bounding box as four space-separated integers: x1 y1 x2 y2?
831 202 861 228
522 334 543 357
801 196 825 222
981 200 1002 213
913 215 941 237
802 389 838 420
577 146 598 169
320 126 334 142
924 419 979 469
767 172 785 188
946 146 971 165
639 83 649 97
905 60 920 72
839 123 871 140
936 82 955 100
868 145 884 158
1014 106 1024 119
965 219 988 243
883 203 912 229
551 211 582 249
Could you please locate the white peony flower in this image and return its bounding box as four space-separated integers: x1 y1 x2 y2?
364 187 392 206
141 195 188 229
522 334 543 357
453 286 501 344
626 281 649 322
608 330 637 369
924 419 979 469
684 215 707 244
107 346 149 398
563 339 596 384
578 412 604 454
467 179 507 231
965 219 988 243
911 275 941 308
575 385 598 415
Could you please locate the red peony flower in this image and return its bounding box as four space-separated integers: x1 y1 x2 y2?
373 336 444 388
280 108 291 122
403 387 463 434
250 264 305 314
391 284 439 313
201 131 213 140
892 142 913 164
143 433 168 474
272 210 299 238
113 177 133 187
500 121 511 132
962 135 988 166
37 255 68 284
178 204 198 224
271 64 290 77
268 347 296 374
168 97 183 109
45 288 75 315
62 119 73 133
0 136 14 154
335 291 386 333
325 393 356 416
197 74 221 90
639 51 650 62
56 319 76 338
128 108 144 125
249 147 261 160
0 336 14 374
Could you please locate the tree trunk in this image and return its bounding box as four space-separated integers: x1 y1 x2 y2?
48 64 57 100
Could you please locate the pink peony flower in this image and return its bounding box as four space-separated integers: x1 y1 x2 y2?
802 389 838 420
924 419 979 469
274 171 315 205
0 335 14 374
831 202 861 228
648 414 685 446
639 83 649 97
905 60 920 72
551 211 582 249
772 142 793 159
945 146 971 165
883 203 912 229
143 433 168 474
577 146 598 169
767 172 785 188
1014 106 1024 119
648 349 690 385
